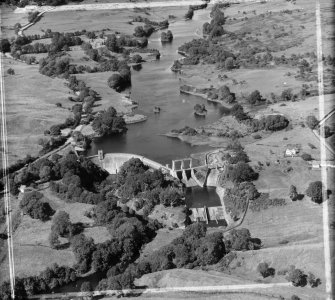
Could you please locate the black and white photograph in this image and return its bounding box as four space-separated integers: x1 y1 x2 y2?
0 0 334 299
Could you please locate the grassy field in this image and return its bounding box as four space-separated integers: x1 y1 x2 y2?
23 5 187 37
2 57 73 165
0 186 110 281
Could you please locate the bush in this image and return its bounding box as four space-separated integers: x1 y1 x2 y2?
306 115 319 129
225 57 234 70
286 267 307 287
257 262 275 278
247 90 265 105
7 68 15 75
301 153 312 161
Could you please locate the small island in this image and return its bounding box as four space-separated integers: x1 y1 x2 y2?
194 104 207 117
161 30 173 43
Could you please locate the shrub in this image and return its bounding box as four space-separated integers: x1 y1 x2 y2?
288 185 298 201
301 153 312 161
7 68 15 75
257 262 274 278
286 267 307 287
225 57 234 70
247 90 265 105
307 272 321 287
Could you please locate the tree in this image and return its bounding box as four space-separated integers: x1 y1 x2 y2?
39 166 52 182
107 73 123 90
247 90 264 105
185 8 194 19
134 26 146 37
306 181 323 204
225 57 234 70
306 115 319 129
49 230 60 249
80 281 92 292
0 39 11 53
131 54 142 63
49 125 61 136
51 210 71 237
288 185 298 201
281 88 294 101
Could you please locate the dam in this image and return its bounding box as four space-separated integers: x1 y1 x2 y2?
89 150 210 187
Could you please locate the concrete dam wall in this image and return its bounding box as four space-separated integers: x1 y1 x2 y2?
91 153 167 174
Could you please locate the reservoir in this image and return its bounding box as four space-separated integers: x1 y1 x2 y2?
87 8 226 165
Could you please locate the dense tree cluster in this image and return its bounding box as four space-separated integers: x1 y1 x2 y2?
19 191 55 221
249 115 290 132
132 16 169 29
92 106 127 136
12 32 82 60
97 223 230 291
222 161 258 183
202 4 226 38
0 264 76 299
39 54 76 78
178 38 234 65
249 193 286 212
133 25 155 38
225 228 261 251
115 158 184 212
223 182 259 220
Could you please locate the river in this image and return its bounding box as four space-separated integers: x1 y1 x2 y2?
87 7 228 165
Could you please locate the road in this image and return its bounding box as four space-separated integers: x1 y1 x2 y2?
28 282 292 299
